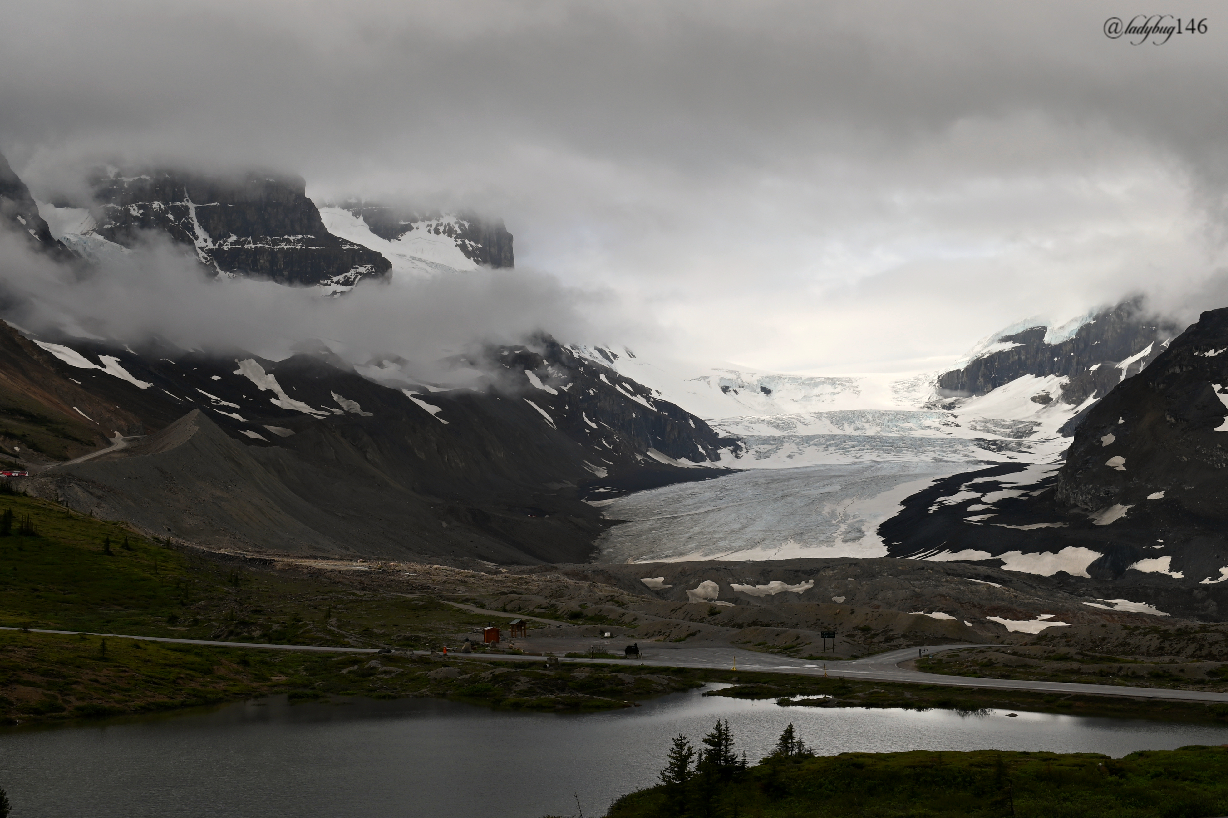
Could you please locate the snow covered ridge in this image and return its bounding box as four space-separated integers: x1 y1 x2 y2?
567 343 1090 468
567 299 1180 471
878 306 1228 594
328 200 514 270
935 298 1177 407
487 340 741 468
24 326 735 495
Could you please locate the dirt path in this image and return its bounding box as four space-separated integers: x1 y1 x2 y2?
57 432 138 466
442 601 571 627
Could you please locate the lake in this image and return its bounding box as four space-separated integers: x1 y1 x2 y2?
3 687 1228 818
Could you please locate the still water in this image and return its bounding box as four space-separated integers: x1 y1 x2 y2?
3 687 1228 818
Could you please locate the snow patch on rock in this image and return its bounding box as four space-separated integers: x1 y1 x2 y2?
685 580 721 603
988 614 1069 633
523 399 556 429
331 392 373 416
730 580 814 597
402 390 448 424
1200 567 1228 585
234 359 328 417
98 356 152 389
1128 556 1184 579
1082 599 1168 616
1091 504 1132 525
34 341 98 370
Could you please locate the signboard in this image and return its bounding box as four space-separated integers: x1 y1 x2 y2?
819 630 837 652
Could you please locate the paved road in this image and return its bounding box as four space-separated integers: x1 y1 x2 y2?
0 626 379 654
7 626 1227 705
594 643 1228 704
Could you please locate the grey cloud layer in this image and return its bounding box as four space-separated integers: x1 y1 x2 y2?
2 1 1226 370
0 229 638 382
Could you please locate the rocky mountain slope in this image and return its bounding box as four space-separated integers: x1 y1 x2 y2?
5 319 732 563
1056 306 1228 523
935 299 1177 409
0 153 74 260
83 168 392 290
878 307 1228 618
0 322 140 461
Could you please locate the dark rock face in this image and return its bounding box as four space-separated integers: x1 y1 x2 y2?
936 299 1179 405
487 337 741 473
341 200 514 268
878 309 1228 609
0 152 73 260
90 170 391 287
15 329 733 563
877 463 1228 618
1055 307 1228 521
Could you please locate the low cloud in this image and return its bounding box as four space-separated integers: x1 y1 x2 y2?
0 227 649 384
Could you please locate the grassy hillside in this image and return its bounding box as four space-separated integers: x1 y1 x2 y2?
0 490 701 723
605 745 1228 818
0 490 489 646
0 629 700 724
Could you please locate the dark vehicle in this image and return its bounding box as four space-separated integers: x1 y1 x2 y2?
624 643 640 659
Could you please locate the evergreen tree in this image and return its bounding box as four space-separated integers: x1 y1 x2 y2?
122 535 132 551
103 534 112 555
771 723 812 760
660 734 695 786
0 783 10 818
699 719 739 781
0 508 11 537
660 734 695 815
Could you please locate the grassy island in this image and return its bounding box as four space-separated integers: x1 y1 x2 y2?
603 737 1228 818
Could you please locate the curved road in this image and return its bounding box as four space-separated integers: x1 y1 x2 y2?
6 626 1227 704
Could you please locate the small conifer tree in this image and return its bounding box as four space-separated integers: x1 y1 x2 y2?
103 534 112 555
700 719 739 781
0 508 11 537
771 723 811 760
660 734 695 786
660 734 696 815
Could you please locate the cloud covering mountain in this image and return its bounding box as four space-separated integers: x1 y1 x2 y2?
2 1 1227 371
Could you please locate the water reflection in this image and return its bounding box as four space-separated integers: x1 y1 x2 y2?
2 687 1227 818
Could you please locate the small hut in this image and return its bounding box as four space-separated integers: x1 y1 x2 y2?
508 619 528 639
483 626 501 644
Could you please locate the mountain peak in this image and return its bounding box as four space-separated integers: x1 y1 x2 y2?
85 167 392 290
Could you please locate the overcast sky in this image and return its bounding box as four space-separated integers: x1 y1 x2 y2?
3 1 1227 374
